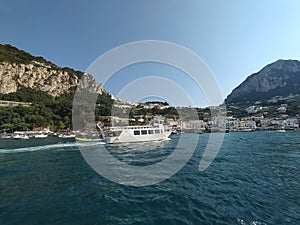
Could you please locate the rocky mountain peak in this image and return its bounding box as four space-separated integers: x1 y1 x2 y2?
226 59 300 104
261 59 300 74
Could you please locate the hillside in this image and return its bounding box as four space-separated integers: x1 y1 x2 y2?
0 44 113 131
226 59 300 105
0 44 104 96
0 43 180 131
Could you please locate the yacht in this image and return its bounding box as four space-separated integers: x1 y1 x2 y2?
13 132 29 139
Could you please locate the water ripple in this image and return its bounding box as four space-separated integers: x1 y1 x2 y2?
0 131 299 224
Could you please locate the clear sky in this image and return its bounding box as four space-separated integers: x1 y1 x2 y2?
1 0 300 107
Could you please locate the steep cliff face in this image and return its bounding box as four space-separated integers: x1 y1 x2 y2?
0 44 104 96
226 60 300 104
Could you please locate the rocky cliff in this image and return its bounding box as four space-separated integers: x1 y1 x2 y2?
226 59 300 104
0 44 104 96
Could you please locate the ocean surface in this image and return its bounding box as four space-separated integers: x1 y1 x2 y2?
0 131 299 225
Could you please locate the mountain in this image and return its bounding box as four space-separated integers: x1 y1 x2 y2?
0 44 114 131
0 44 104 96
226 59 300 104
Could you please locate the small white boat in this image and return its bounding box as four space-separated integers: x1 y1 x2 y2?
100 124 171 144
13 133 30 139
276 129 286 133
0 133 12 139
58 133 75 138
34 134 48 138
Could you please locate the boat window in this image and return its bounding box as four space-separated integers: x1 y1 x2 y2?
134 130 140 135
148 130 154 134
114 131 122 136
141 130 147 135
155 129 160 134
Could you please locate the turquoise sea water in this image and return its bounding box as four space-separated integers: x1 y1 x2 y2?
0 131 299 225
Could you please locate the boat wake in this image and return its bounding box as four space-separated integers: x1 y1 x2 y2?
0 140 105 154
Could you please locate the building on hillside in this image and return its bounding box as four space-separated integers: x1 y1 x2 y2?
0 100 31 107
238 119 256 131
285 118 299 129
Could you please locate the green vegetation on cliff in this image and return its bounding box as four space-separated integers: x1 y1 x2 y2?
0 87 114 131
0 44 55 66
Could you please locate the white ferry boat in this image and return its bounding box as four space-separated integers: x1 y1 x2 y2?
101 124 171 144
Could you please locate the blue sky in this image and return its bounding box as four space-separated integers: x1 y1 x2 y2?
1 0 300 107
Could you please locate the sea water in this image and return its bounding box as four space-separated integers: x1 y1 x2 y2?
0 131 299 224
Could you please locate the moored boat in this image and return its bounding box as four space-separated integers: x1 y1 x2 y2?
13 132 30 140
58 133 75 138
34 134 48 138
75 137 91 142
276 129 286 132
